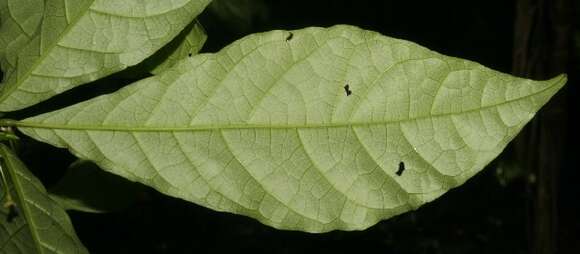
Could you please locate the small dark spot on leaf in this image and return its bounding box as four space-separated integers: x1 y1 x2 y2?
344 84 352 96
188 53 193 57
286 32 293 41
396 161 405 176
6 204 18 222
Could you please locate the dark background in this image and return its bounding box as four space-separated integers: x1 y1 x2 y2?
9 0 579 253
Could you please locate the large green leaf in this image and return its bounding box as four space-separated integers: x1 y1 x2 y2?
10 25 566 232
0 0 211 112
0 144 87 253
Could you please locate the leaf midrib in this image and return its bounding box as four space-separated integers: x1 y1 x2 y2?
7 74 564 132
0 145 43 254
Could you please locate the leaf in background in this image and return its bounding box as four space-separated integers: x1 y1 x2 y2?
207 0 268 33
143 19 207 76
49 160 145 213
13 25 566 232
110 19 207 80
0 0 212 112
0 144 87 253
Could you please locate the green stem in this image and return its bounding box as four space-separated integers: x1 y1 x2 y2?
0 158 14 208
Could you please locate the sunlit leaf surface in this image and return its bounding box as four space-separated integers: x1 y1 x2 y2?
14 25 566 232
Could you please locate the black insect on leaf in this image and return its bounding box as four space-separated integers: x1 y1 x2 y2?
286 32 293 41
344 84 352 96
188 52 193 57
396 161 405 176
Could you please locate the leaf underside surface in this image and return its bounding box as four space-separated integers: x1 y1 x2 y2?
15 25 566 232
0 145 87 253
116 19 207 80
149 19 207 75
0 0 211 111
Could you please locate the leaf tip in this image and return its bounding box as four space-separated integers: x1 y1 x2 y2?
548 73 568 89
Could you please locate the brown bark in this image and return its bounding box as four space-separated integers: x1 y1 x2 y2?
512 0 571 253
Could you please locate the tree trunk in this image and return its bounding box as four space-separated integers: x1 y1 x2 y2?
512 0 571 253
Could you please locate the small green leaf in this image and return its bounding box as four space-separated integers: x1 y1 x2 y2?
0 0 212 112
49 160 144 213
0 144 87 253
14 25 566 232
